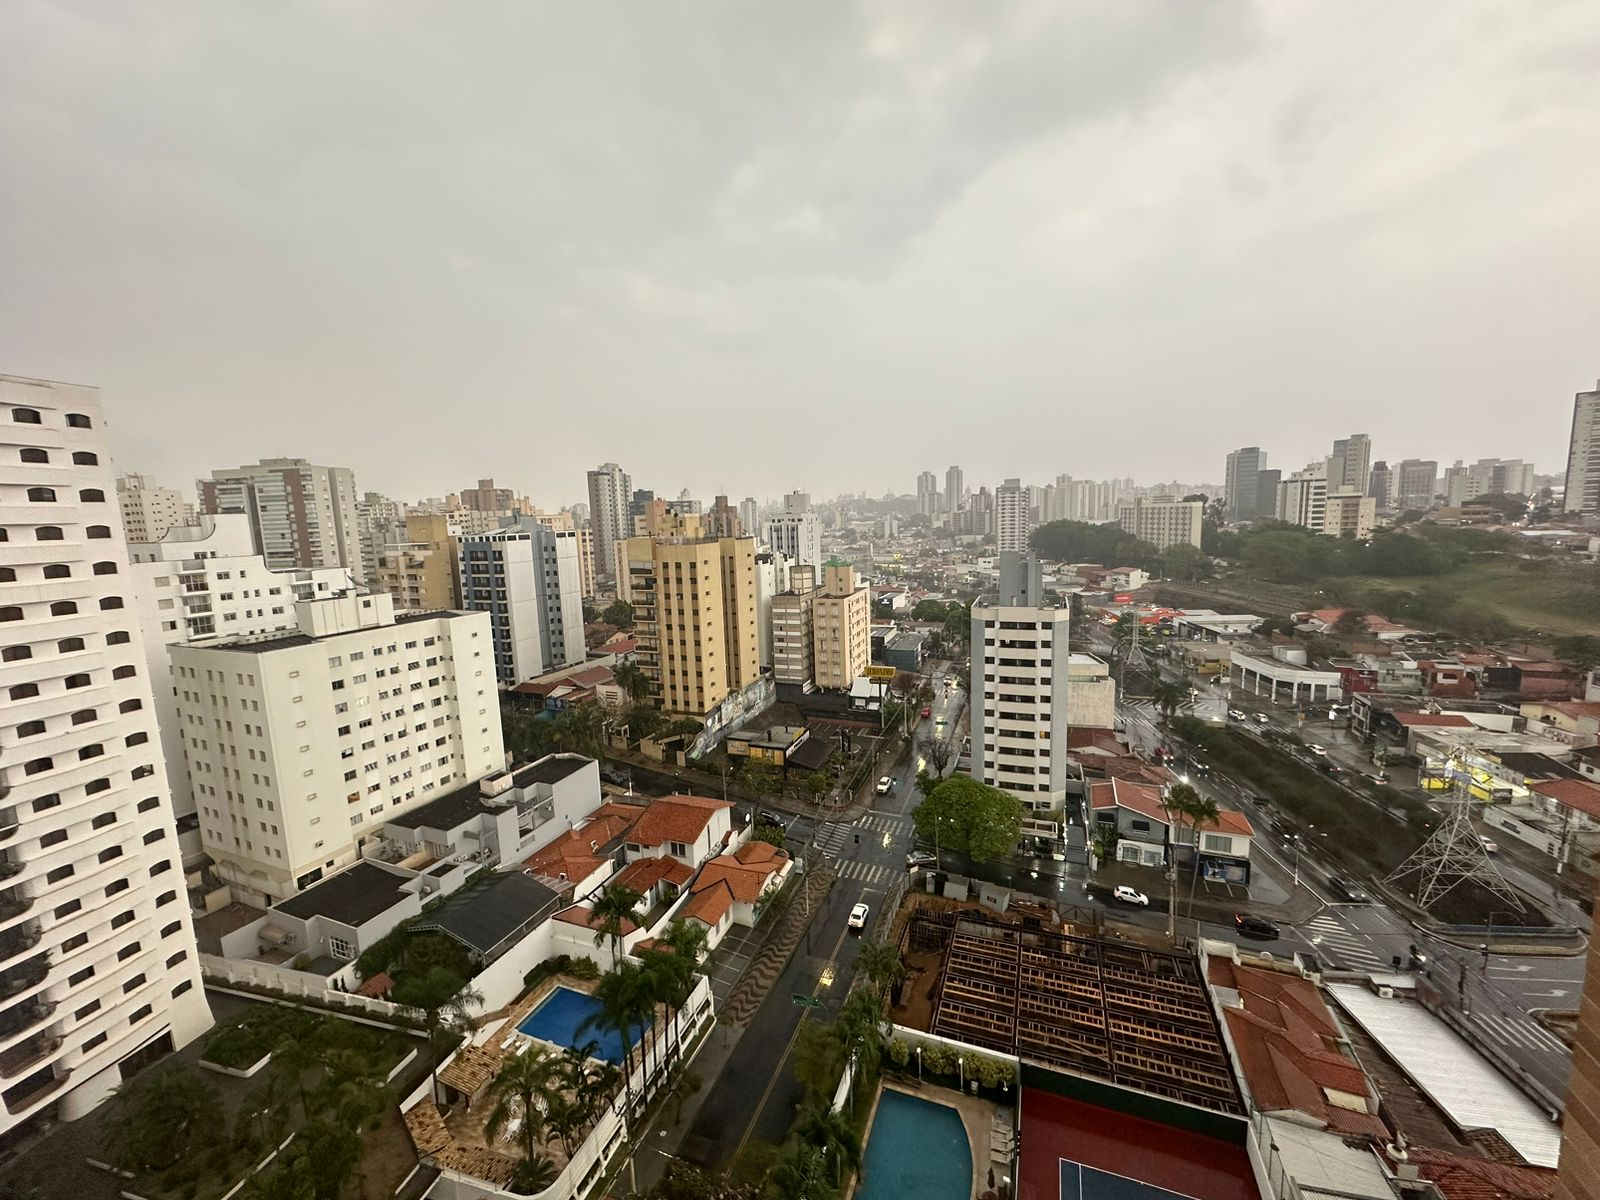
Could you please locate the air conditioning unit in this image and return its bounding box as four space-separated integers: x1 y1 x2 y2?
1377 986 1395 999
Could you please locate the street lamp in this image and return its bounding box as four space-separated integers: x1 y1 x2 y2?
915 1044 922 1082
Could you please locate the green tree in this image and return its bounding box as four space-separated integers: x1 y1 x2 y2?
737 757 783 800
1159 543 1211 583
1163 783 1221 917
484 1044 562 1161
792 1099 862 1188
1555 635 1600 676
589 882 644 967
768 1140 832 1200
912 775 1024 863
103 1065 222 1172
602 599 634 628
580 961 655 1110
549 703 607 757
855 939 906 1002
392 966 484 1103
1151 681 1188 726
509 1154 560 1195
613 659 652 708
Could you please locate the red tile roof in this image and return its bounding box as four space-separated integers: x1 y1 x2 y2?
610 855 695 893
553 904 638 935
690 841 791 904
1406 1146 1556 1200
1200 810 1255 838
1211 959 1386 1140
1096 756 1175 786
1392 712 1474 728
1087 778 1169 825
679 880 734 927
1530 778 1600 820
629 794 732 849
524 803 640 880
1066 728 1130 753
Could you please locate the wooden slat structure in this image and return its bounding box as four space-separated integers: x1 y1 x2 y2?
928 915 1242 1114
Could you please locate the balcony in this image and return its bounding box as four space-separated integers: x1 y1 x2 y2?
0 996 55 1041
0 808 17 844
0 1032 64 1078
0 954 48 999
0 855 21 881
0 921 41 964
0 890 33 922
2 1063 69 1114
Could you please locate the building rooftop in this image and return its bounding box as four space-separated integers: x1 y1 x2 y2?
1088 778 1170 826
1529 778 1600 820
524 802 641 881
690 841 790 903
1393 712 1476 729
272 861 412 927
385 778 496 831
511 754 594 788
412 871 562 958
629 794 732 848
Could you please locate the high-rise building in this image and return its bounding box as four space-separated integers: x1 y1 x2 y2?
585 462 632 586
970 553 1071 814
915 470 940 517
1277 463 1330 532
945 466 964 513
1441 460 1469 507
0 375 212 1133
813 560 871 690
1323 492 1376 539
771 563 817 688
1393 459 1438 511
355 491 407 585
1367 461 1391 510
200 457 364 583
374 512 463 613
1461 458 1536 502
706 495 742 538
621 516 759 716
1254 469 1281 520
738 498 760 542
1327 434 1372 496
995 478 1031 553
1118 496 1203 550
524 509 597 601
459 518 585 687
1565 381 1600 514
171 593 502 904
116 473 192 543
1223 447 1266 522
753 549 790 671
764 491 822 569
458 478 517 513
128 513 357 860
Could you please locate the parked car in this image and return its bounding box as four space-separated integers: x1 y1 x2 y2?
876 776 894 796
1112 885 1150 907
757 809 790 830
1234 913 1280 940
1307 744 1327 757
906 850 938 870
1228 709 1247 721
1363 772 1389 785
848 902 870 932
1479 836 1498 854
920 706 931 718
1327 877 1370 904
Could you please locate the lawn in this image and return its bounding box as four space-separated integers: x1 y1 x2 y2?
1339 558 1600 637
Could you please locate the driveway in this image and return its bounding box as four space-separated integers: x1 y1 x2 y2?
705 924 761 1005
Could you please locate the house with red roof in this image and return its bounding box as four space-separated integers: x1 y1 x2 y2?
624 793 734 870
522 800 643 895
675 840 793 947
1090 778 1254 881
1520 699 1600 749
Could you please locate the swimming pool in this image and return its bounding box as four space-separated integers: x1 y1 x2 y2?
515 986 647 1065
856 1089 971 1200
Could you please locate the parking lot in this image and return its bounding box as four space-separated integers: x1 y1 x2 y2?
704 923 763 1004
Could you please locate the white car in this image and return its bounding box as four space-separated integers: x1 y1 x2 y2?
1254 713 1270 725
847 902 870 932
1228 709 1247 721
1112 885 1149 907
1307 744 1327 757
1479 836 1498 854
876 776 893 796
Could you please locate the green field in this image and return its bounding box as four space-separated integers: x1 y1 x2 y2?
1339 558 1600 637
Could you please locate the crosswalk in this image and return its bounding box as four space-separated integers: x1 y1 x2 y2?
1466 1009 1569 1054
1302 913 1389 972
834 859 901 886
811 813 912 855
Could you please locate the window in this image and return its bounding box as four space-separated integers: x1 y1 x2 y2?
26 487 56 502
16 719 45 738
24 757 52 776
1 645 30 661
112 665 135 679
71 709 96 725
65 413 92 428
0 606 22 622
58 637 84 652
106 630 129 645
166 950 187 969
116 942 140 961
99 596 124 610
65 673 90 688
87 525 110 539
105 878 129 897
110 908 134 927
98 845 124 864
50 600 77 616
78 744 104 761
121 974 146 994
74 999 101 1020
35 526 64 541
19 448 47 463
79 488 106 503
93 561 117 575
67 967 94 987
72 451 98 465
125 730 149 746
119 698 143 713
82 1032 109 1053
9 682 38 700
43 563 69 579
1201 833 1233 853
46 864 74 883
0 568 12 582
172 980 193 999
61 932 89 952
39 829 67 847
328 936 354 960
54 899 81 919
33 794 60 813
11 407 42 424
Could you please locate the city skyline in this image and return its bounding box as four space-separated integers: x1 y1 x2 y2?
3 4 1597 503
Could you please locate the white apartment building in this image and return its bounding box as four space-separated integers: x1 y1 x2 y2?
764 491 822 568
1065 653 1117 730
1276 464 1329 531
116 473 191 543
771 563 816 688
1118 496 1203 551
459 519 585 688
355 491 407 584
1393 459 1439 510
1565 381 1600 514
127 513 355 863
585 462 632 586
995 478 1031 553
169 593 502 905
0 375 212 1135
970 555 1071 812
200 458 364 583
753 549 790 671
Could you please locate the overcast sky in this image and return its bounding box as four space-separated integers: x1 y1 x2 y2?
4 2 1598 509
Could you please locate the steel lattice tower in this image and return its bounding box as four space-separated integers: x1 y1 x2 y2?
1385 746 1523 912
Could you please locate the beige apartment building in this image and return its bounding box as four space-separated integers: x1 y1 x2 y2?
1323 492 1376 539
374 513 461 611
621 513 759 716
117 472 192 542
772 564 817 686
1117 495 1203 550
813 560 871 689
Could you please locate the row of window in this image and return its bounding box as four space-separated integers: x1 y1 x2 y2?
0 524 113 541
2 629 131 661
9 664 136 700
15 448 97 466
0 596 125 620
10 407 92 427
15 486 106 503
0 561 119 582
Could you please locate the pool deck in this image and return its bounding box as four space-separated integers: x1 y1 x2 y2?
857 1079 1004 1200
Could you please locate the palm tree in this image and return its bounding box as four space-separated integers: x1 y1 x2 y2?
854 939 906 1004
793 1099 862 1187
392 966 484 1104
509 1154 559 1195
613 660 651 709
483 1046 561 1162
769 1139 832 1200
580 962 653 1111
1151 680 1187 725
589 882 643 968
835 988 887 1089
1163 783 1221 919
640 919 707 1071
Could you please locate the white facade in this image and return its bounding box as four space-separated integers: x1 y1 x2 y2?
116 473 191 543
1118 496 1203 551
1277 464 1329 531
355 491 407 584
970 600 1072 812
459 519 585 688
200 458 364 583
753 549 790 671
128 513 355 862
995 478 1031 553
1065 653 1117 730
1565 382 1600 514
169 593 503 905
0 375 212 1134
764 491 822 568
585 463 631 586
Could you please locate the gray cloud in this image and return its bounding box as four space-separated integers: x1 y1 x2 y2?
2 0 1596 506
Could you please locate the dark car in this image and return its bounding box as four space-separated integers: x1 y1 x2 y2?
1251 795 1273 809
1234 913 1280 940
757 809 791 830
1327 877 1370 904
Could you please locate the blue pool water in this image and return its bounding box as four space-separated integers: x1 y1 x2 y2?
515 986 646 1065
856 1089 972 1200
